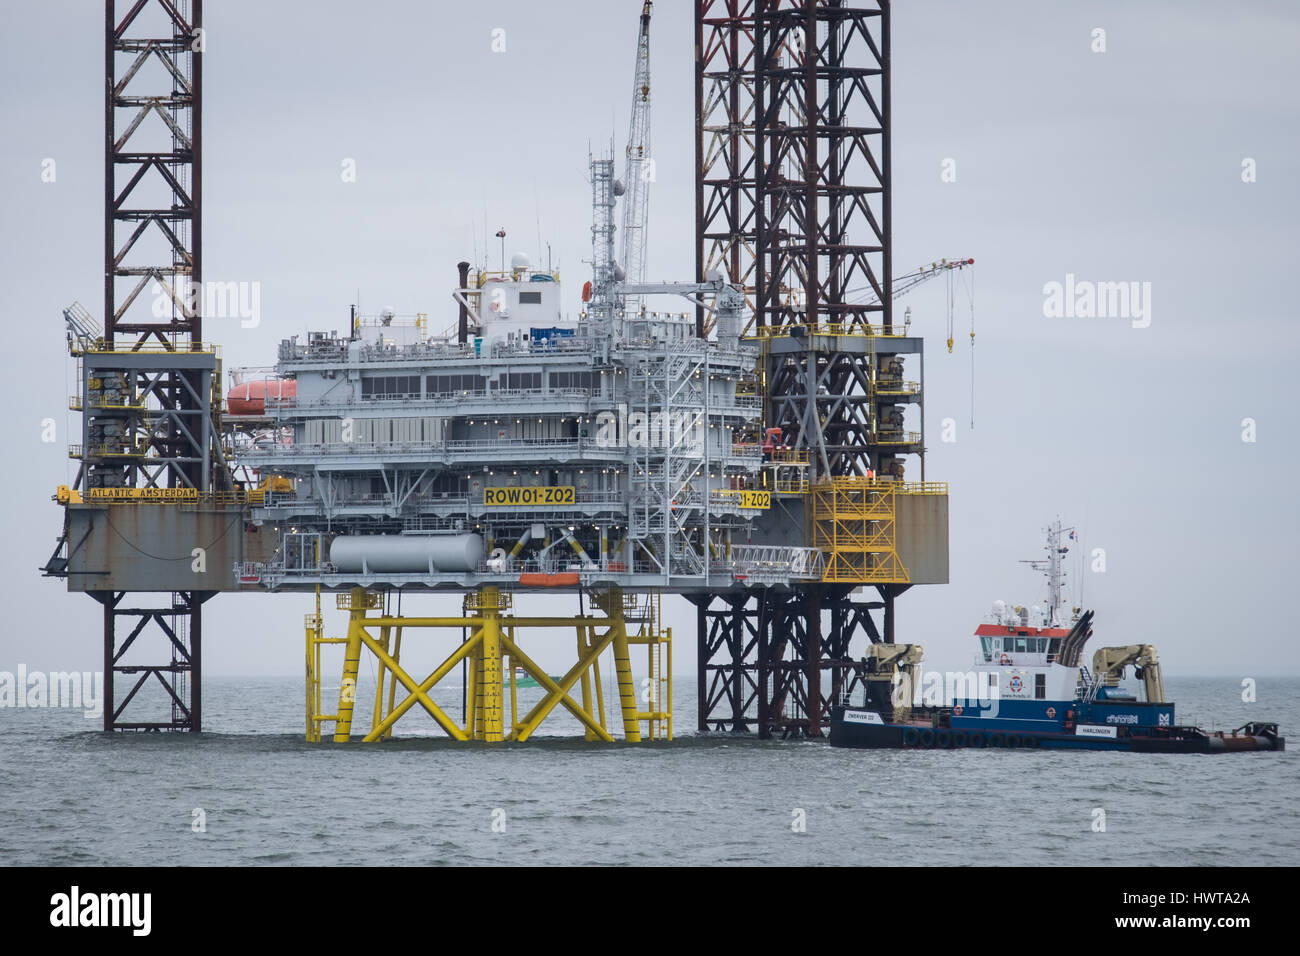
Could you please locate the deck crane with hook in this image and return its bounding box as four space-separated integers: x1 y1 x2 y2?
853 256 977 427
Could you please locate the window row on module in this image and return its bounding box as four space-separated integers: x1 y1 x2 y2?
358 371 603 399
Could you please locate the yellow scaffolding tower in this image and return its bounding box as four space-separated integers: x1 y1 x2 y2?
305 586 671 743
810 478 944 584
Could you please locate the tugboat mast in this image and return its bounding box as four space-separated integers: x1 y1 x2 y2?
1020 518 1076 626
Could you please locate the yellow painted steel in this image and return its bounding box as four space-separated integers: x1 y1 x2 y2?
591 632 607 737
370 624 391 735
810 478 947 584
507 645 520 736
473 587 505 741
576 624 598 741
745 322 908 340
623 591 672 740
332 587 370 741
305 598 320 742
597 589 642 743
383 625 403 741
358 631 468 741
501 634 616 742
307 585 671 743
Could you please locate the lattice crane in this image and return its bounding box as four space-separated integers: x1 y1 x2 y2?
620 1 653 315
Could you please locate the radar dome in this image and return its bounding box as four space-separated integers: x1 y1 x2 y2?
510 252 531 272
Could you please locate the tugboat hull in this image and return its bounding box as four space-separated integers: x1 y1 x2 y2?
830 708 1285 753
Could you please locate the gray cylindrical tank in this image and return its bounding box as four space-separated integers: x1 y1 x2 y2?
329 534 485 573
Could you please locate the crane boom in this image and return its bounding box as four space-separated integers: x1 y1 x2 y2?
854 257 975 306
1091 645 1167 704
620 1 653 315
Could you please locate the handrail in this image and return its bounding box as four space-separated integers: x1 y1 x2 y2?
773 479 809 494
269 387 596 409
875 430 921 445
70 395 152 411
872 380 921 394
745 322 909 340
79 342 220 355
75 488 267 505
768 449 809 464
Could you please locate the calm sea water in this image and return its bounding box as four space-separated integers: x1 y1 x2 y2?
1 676 1295 866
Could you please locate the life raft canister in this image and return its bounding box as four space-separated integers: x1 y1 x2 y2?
582 280 593 302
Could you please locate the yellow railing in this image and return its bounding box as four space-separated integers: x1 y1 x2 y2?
897 481 948 495
70 395 151 411
810 477 947 495
773 479 809 495
80 341 220 356
769 449 809 465
337 590 382 611
463 590 512 612
872 380 920 395
73 443 147 459
875 431 921 445
746 322 909 340
73 488 268 506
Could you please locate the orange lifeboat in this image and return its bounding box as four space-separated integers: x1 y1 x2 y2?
227 379 296 415
518 572 582 587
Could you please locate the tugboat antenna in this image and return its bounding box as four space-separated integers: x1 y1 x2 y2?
1019 519 1076 626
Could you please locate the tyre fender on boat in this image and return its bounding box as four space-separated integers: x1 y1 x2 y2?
919 729 935 748
936 730 951 748
952 731 968 748
903 728 921 747
990 734 1006 748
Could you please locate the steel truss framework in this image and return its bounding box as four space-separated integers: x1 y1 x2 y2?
693 583 905 736
313 588 671 743
92 0 213 732
696 0 759 334
695 0 903 736
102 590 210 731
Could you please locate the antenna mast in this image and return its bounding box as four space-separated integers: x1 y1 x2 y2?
1020 519 1076 626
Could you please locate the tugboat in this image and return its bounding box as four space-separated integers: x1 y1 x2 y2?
509 666 541 689
830 522 1285 753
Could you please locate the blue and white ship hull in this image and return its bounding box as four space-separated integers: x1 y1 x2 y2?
830 705 1284 753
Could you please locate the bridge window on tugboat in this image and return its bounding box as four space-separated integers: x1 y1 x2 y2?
980 636 993 662
1048 639 1061 662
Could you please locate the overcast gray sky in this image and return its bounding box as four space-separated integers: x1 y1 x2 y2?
2 0 1297 683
